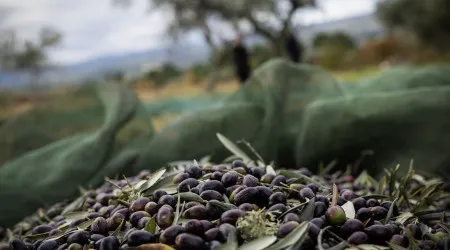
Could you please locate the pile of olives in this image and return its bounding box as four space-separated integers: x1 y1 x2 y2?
1 160 449 250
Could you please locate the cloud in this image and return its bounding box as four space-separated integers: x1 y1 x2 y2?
1 0 378 65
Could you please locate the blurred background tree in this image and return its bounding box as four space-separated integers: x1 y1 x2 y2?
312 32 357 70
376 0 450 52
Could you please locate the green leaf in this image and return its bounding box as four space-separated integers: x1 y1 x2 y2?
279 170 330 190
24 232 49 240
144 216 157 234
342 201 355 219
77 219 94 230
360 194 389 200
299 198 316 222
378 176 387 195
112 219 125 237
172 192 184 226
136 168 166 192
62 196 85 215
45 229 80 242
63 211 89 222
387 242 409 250
216 133 252 162
384 197 399 224
266 165 276 176
418 212 450 221
216 241 238 250
389 165 400 198
319 159 338 176
208 200 238 211
143 173 179 196
238 236 277 250
266 221 309 250
326 241 348 250
279 202 307 219
173 192 204 203
396 212 414 224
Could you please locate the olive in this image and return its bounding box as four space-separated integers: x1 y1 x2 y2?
366 199 380 207
340 219 365 238
407 224 423 239
32 225 53 235
255 186 273 207
144 202 158 216
210 171 223 181
157 205 174 229
209 240 222 250
91 217 109 235
183 205 207 220
186 165 203 179
185 201 202 209
356 207 372 222
352 197 367 211
158 195 176 208
173 172 190 184
130 197 151 212
390 234 408 248
10 239 27 250
130 211 150 228
98 236 120 250
381 201 399 217
306 183 319 194
219 223 237 241
33 240 44 249
234 187 259 205
201 180 225 194
243 175 260 187
127 230 157 247
205 202 222 220
137 217 151 229
283 213 300 223
314 201 327 218
310 218 326 229
421 240 437 250
271 175 287 186
190 187 200 195
269 192 287 206
90 234 105 242
96 193 117 206
308 223 320 239
276 221 299 238
112 207 130 220
201 190 223 201
185 219 205 236
386 223 402 235
239 203 257 212
56 243 67 250
438 238 450 250
267 204 287 216
204 228 221 242
231 160 248 171
347 231 369 245
87 212 103 219
325 205 347 226
67 230 90 245
260 174 275 184
221 171 239 187
366 225 392 244
250 167 265 179
160 225 185 245
225 185 241 197
98 205 116 217
341 190 358 201
107 213 125 231
48 229 62 237
178 178 199 193
220 209 246 225
300 188 315 200
370 206 388 220
175 233 207 250
316 195 330 207
150 190 167 203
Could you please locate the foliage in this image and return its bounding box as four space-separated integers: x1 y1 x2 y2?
144 62 183 88
376 0 450 52
311 32 357 70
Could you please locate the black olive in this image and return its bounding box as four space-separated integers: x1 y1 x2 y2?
243 175 260 187
210 171 223 181
10 239 27 250
183 205 207 220
249 167 265 179
201 180 226 194
347 231 369 245
352 197 367 211
156 205 174 229
130 197 150 212
200 190 224 201
269 192 287 206
370 206 388 220
314 201 327 218
185 219 205 236
366 199 380 207
91 217 109 236
271 175 287 186
221 171 239 187
300 188 315 200
389 234 409 248
231 160 249 172
67 230 90 245
185 201 202 209
381 201 399 217
340 219 365 238
267 204 287 216
283 213 300 223
98 236 120 250
307 183 319 194
205 228 221 242
356 207 372 222
219 223 237 242
310 218 326 229
366 225 392 244
173 172 190 184
186 165 203 179
239 203 257 212
234 187 259 206
220 209 246 225
160 225 185 245
316 195 330 207
406 224 423 239
276 221 299 238
158 195 176 208
127 230 157 247
32 225 53 235
152 190 168 203
130 211 150 228
178 178 200 193
260 174 275 184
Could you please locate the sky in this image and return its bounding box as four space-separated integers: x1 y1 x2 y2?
0 0 379 65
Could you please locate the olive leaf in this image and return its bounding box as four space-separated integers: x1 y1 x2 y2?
279 202 307 219
216 133 252 162
266 165 276 176
396 212 414 224
346 245 390 250
384 197 399 224
298 197 316 222
172 193 184 226
279 170 330 190
324 241 347 250
360 194 389 200
144 216 157 234
63 211 89 223
143 173 179 196
331 184 339 207
136 168 166 192
61 196 85 215
387 243 409 250
389 164 400 198
173 192 204 203
209 200 238 211
378 176 386 195
319 159 338 176
341 201 355 219
111 219 125 237
417 212 450 221
265 221 309 250
238 236 277 250
24 232 49 240
77 219 94 230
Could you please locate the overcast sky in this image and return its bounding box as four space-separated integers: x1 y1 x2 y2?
0 0 379 65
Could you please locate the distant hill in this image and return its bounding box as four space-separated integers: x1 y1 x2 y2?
0 13 384 89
